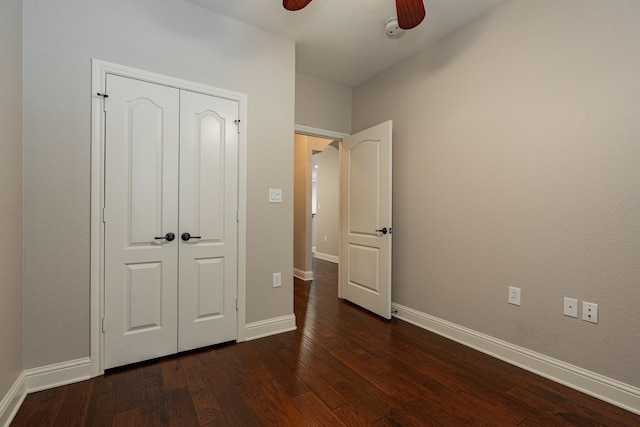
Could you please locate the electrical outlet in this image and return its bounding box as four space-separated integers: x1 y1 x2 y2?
563 297 578 318
273 272 282 288
582 301 598 324
508 286 521 306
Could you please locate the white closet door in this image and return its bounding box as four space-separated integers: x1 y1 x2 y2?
178 90 239 352
103 76 239 369
103 75 180 369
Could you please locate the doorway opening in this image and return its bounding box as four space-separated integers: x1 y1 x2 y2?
292 121 393 320
293 133 340 282
313 140 340 265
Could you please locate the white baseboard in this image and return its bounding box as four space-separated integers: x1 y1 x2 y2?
1 357 93 427
24 357 92 394
293 268 313 281
0 372 26 427
313 252 339 264
244 314 297 341
392 303 640 416
1 317 292 425
10 303 637 422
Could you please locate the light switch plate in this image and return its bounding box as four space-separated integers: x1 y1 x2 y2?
269 188 282 203
508 286 521 306
273 272 282 287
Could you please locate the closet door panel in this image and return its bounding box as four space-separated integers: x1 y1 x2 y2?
103 75 180 369
178 90 239 351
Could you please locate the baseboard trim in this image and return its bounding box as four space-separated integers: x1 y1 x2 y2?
392 303 640 416
24 357 92 394
244 314 297 341
0 372 26 427
313 252 339 264
293 268 313 281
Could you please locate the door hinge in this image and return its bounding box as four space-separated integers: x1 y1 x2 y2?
97 92 109 112
102 208 107 223
101 317 105 333
236 210 239 223
234 119 240 134
236 298 238 311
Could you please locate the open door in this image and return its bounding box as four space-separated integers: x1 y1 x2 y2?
340 121 392 319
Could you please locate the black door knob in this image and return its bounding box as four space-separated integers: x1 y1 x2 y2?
375 227 388 235
181 232 202 241
155 232 175 242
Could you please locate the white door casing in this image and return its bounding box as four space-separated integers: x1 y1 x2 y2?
340 121 393 319
102 73 240 369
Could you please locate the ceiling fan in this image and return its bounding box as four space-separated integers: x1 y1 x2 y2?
283 0 426 30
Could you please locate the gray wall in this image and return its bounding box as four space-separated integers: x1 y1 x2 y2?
295 72 352 134
315 146 339 260
353 0 640 387
294 135 332 277
0 0 24 399
23 0 295 369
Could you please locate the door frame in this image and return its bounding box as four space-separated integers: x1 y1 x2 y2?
294 125 349 298
90 59 248 376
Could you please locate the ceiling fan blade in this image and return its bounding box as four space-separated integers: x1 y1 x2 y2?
396 0 426 29
283 0 313 11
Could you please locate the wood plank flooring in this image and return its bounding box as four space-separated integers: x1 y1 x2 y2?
12 258 640 426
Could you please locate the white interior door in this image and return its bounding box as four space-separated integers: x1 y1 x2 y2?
103 75 180 369
104 75 239 369
178 90 238 352
340 121 393 319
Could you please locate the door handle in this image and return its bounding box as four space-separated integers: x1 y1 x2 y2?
181 232 202 241
154 232 175 242
375 227 388 235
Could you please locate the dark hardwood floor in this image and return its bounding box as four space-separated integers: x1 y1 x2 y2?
12 258 640 426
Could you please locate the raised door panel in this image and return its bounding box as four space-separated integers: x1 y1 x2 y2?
347 140 380 236
195 257 225 319
347 244 380 295
126 262 163 332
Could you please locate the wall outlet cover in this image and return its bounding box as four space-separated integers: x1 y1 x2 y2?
582 301 598 324
508 286 521 306
563 297 578 318
273 272 282 287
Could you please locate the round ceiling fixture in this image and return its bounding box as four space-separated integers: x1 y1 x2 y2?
385 17 405 38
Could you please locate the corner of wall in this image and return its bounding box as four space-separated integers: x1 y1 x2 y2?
0 373 26 427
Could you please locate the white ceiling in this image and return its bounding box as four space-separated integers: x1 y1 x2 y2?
188 0 505 87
